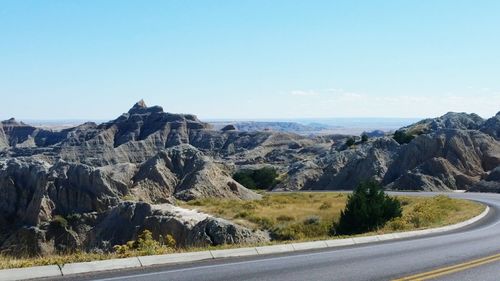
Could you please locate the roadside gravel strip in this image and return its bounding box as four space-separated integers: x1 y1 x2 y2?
0 205 490 281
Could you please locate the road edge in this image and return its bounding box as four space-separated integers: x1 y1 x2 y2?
0 205 490 281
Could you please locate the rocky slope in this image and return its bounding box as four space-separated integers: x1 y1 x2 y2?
283 112 500 191
1 101 499 256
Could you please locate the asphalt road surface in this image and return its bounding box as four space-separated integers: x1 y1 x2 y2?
42 192 500 281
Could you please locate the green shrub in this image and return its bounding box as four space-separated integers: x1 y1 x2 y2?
233 172 257 189
303 215 320 225
160 234 176 249
393 130 415 144
345 137 356 147
332 181 402 235
361 134 369 143
51 215 68 229
233 167 279 190
66 213 82 224
113 230 176 257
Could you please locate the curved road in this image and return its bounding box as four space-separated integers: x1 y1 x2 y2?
46 192 500 281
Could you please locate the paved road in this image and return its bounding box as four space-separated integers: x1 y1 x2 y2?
46 192 500 281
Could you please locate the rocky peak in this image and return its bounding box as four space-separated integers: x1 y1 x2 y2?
402 112 485 134
2 118 25 126
135 99 147 108
127 99 161 115
432 112 484 130
221 124 237 132
95 101 211 148
481 112 500 140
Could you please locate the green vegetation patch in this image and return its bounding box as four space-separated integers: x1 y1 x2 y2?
332 181 402 235
233 167 280 190
393 130 415 144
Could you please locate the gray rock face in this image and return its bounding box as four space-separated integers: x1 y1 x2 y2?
221 124 237 132
304 137 400 190
471 166 500 192
133 145 260 201
402 112 485 133
87 202 268 250
384 130 500 191
0 124 8 149
482 112 500 140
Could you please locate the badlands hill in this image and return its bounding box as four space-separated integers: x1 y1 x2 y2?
0 101 499 255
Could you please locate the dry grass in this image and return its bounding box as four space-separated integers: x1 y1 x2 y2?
182 193 347 227
0 193 484 270
181 193 348 240
0 252 119 270
181 193 484 240
382 195 484 232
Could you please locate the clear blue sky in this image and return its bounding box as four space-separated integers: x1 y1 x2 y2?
1 0 499 120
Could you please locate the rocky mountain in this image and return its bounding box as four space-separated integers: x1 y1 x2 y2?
482 112 500 140
401 112 485 133
282 111 500 192
1 101 499 256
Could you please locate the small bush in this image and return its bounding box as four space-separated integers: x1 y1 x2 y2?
113 230 176 257
332 181 402 235
160 234 176 249
345 137 356 147
393 130 415 144
51 215 68 229
233 167 279 190
303 216 321 225
66 213 82 224
233 172 257 189
361 134 369 143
